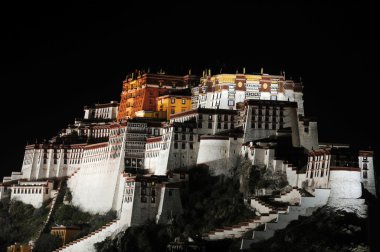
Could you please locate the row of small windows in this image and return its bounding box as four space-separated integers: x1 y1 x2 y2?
307 167 329 178
109 138 123 144
174 142 194 149
13 188 49 194
309 155 330 162
251 122 281 130
198 121 235 130
198 114 234 121
141 196 156 203
174 134 194 141
171 98 188 104
146 152 159 158
173 126 194 132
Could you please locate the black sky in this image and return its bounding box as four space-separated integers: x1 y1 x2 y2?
1 2 379 178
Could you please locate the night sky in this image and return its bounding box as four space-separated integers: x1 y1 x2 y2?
1 2 379 178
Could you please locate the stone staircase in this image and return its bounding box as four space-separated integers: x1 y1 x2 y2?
54 219 123 252
32 178 67 244
240 187 328 249
202 213 278 240
202 186 328 249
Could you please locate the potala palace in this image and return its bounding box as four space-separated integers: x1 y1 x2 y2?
1 70 377 251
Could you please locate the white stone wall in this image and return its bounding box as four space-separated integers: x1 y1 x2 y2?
129 182 160 226
197 136 242 176
285 165 298 187
68 130 126 214
156 186 183 224
359 155 376 196
10 181 53 208
298 121 318 151
0 186 9 199
328 169 362 199
19 145 84 181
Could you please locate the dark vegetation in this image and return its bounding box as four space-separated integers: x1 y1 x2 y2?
239 159 288 196
0 199 49 251
33 188 117 252
96 166 254 251
0 187 116 252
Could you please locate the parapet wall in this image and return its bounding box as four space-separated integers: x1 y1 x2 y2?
328 167 362 199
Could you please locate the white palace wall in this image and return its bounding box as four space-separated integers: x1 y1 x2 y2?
328 168 362 199
197 136 242 176
68 129 126 214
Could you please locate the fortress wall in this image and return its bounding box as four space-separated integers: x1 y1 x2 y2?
197 137 241 176
156 186 183 224
328 169 362 199
68 159 123 214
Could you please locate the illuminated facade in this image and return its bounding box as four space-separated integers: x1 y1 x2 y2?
157 92 192 120
117 73 198 120
51 226 80 245
192 73 304 116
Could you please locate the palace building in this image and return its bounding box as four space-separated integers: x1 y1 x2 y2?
0 70 376 251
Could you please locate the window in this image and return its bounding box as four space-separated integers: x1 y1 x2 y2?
224 114 228 120
174 143 178 149
174 134 178 140
141 196 147 203
228 100 234 106
171 107 175 114
182 134 186 140
363 163 367 169
208 122 212 129
199 114 203 120
141 188 146 195
151 197 156 203
169 189 173 196
171 98 175 104
208 114 212 120
190 135 193 141
224 123 228 129
304 127 309 133
182 143 186 149
151 189 156 196
251 122 255 128
363 171 368 179
217 123 221 129
182 99 186 104
198 122 202 128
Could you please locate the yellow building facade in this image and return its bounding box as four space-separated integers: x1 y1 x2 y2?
7 243 31 252
51 226 80 245
135 110 167 119
157 94 192 120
